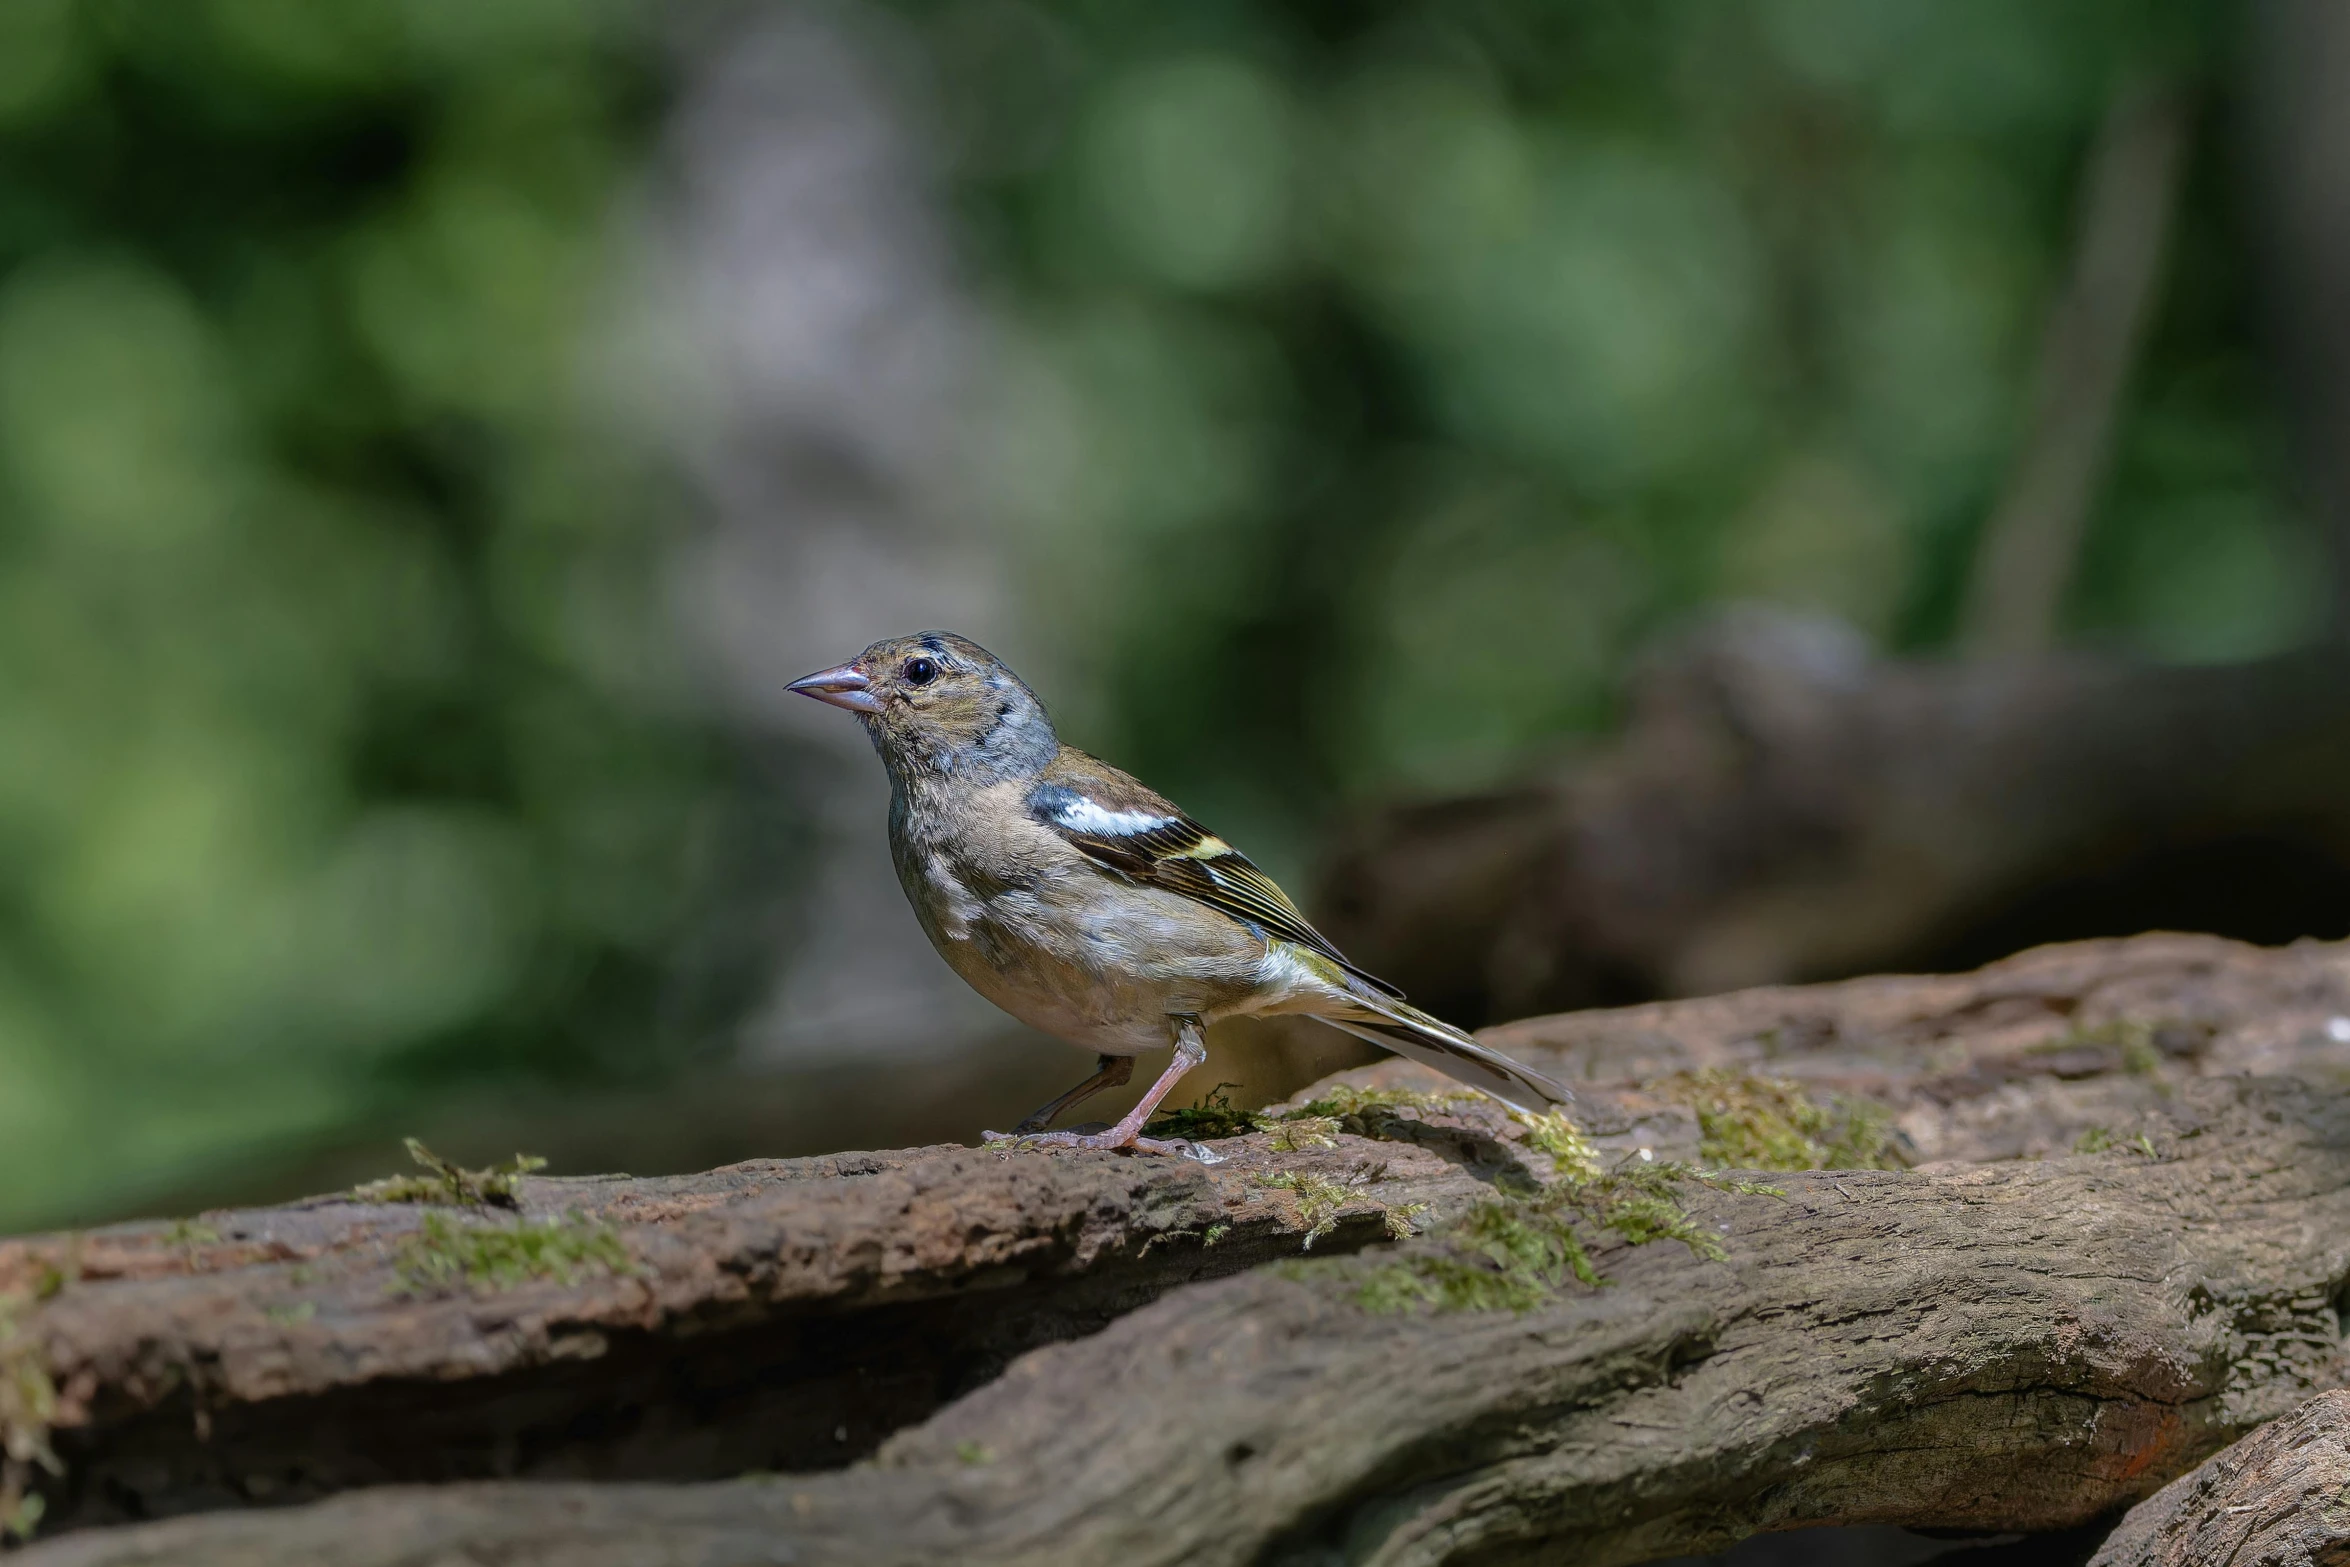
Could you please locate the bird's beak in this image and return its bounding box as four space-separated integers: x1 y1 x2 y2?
787 664 884 714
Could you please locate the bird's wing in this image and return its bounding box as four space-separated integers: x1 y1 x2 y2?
1027 753 1403 999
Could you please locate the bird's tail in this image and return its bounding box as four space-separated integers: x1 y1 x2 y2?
1312 995 1572 1113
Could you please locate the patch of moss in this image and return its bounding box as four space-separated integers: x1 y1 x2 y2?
1354 1156 1779 1315
27 1245 73 1303
1144 1083 1264 1141
1267 1116 1339 1153
355 1139 548 1209
1290 1083 1480 1138
1356 1194 1591 1313
1255 1170 1355 1249
1145 1080 1490 1147
1510 1108 1603 1180
0 1291 61 1543
2072 1126 2158 1158
2035 1018 2169 1077
1 1491 42 1545
1648 1069 1904 1170
392 1212 630 1295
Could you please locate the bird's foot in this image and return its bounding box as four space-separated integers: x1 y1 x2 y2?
981 1129 1211 1159
984 1026 1220 1160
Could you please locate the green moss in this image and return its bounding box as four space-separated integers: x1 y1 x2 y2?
1590 1164 1730 1254
2 1492 42 1544
355 1139 548 1209
1357 1188 1598 1313
1354 1158 1778 1315
1267 1116 1339 1152
954 1440 992 1466
2073 1126 2159 1158
1648 1069 1904 1170
1255 1170 1354 1249
2036 1018 2166 1078
1510 1107 1603 1180
1144 1083 1264 1141
1292 1083 1470 1116
0 1291 61 1543
1290 1083 1480 1138
1144 1080 1488 1147
28 1254 69 1304
392 1211 630 1295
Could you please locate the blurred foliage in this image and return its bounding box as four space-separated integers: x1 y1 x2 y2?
0 0 2324 1229
0 0 799 1230
928 0 2313 856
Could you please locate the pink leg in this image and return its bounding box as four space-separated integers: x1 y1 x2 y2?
986 1017 1208 1155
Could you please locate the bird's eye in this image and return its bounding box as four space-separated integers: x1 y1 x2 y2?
903 656 939 687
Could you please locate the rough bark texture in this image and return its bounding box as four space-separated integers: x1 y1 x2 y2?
1480 929 2350 1162
7 932 2350 1565
2087 1390 2350 1567
1312 613 2350 1024
2 1137 1471 1532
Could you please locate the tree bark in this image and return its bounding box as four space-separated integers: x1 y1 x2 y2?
2086 1389 2350 1567
8 932 2350 1565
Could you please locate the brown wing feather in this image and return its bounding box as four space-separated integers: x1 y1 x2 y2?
1028 750 1403 999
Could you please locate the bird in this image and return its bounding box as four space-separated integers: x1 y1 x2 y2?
788 632 1571 1155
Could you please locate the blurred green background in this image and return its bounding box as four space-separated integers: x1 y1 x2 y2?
0 0 2319 1231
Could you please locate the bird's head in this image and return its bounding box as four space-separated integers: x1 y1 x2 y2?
788 632 1057 781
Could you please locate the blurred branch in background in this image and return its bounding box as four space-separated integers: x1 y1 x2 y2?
2250 0 2350 631
1319 610 2350 1023
1962 80 2192 657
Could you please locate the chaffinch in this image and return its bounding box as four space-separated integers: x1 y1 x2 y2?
789 632 1571 1155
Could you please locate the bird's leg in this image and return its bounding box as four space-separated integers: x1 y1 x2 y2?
986 1017 1208 1155
1011 1053 1134 1134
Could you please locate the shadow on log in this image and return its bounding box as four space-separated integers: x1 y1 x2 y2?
5 932 2350 1564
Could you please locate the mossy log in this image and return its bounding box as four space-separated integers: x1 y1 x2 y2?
9 932 2350 1565
2085 1389 2350 1567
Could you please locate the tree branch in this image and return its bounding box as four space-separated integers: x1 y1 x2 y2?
2086 1389 2350 1567
1962 81 2192 656
9 932 2350 1564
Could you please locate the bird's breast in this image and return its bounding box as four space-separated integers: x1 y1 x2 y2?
887 812 1270 1047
